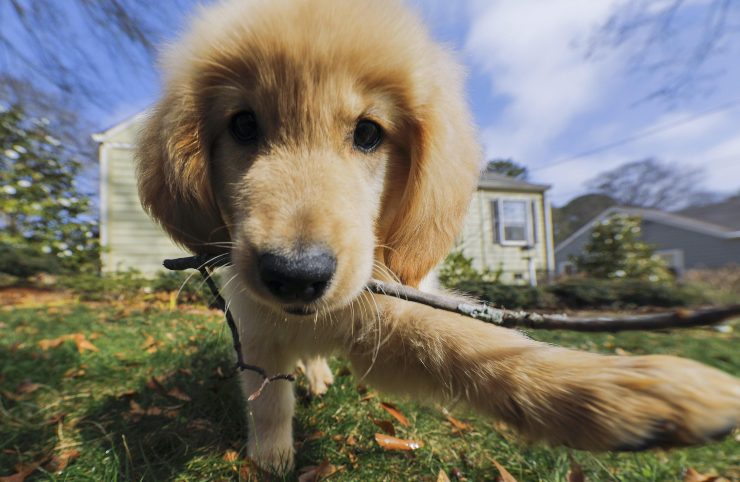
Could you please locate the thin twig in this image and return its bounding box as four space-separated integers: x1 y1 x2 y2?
164 256 295 399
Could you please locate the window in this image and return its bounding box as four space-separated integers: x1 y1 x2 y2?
655 249 685 277
493 199 532 245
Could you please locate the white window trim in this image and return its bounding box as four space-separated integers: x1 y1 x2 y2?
655 249 685 276
496 198 533 247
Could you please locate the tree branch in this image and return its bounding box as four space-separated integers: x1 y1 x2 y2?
165 254 740 333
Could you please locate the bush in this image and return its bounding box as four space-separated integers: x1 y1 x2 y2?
573 214 672 283
453 280 556 310
57 270 213 304
0 242 60 278
450 278 708 310
438 250 502 288
547 278 707 309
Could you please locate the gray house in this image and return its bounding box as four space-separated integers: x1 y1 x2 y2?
555 206 740 276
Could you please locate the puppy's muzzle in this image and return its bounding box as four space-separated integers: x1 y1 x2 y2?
258 246 336 304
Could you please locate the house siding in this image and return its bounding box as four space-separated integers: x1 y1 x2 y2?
99 120 189 274
460 190 549 285
641 221 740 269
555 214 740 273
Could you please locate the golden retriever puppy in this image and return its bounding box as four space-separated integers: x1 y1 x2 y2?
136 0 740 474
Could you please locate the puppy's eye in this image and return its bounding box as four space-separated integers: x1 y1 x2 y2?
229 111 260 144
353 119 383 152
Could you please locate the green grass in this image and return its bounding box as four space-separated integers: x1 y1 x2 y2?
0 299 738 481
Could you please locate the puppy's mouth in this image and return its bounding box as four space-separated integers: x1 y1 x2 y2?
283 305 318 316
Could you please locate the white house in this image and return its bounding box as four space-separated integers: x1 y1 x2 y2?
94 115 556 284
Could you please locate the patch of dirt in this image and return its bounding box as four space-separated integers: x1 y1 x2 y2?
0 287 77 307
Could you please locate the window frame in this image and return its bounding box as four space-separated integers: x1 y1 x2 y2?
495 198 533 246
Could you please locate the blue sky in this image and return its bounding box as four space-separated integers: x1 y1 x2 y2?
69 1 740 205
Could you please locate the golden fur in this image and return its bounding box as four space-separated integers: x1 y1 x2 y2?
137 0 740 474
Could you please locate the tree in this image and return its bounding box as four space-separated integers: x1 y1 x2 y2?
0 1 189 109
587 158 704 210
589 0 740 102
485 159 529 180
553 193 616 244
573 214 672 283
0 105 99 277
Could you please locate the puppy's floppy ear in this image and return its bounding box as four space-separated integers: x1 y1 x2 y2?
383 61 481 287
136 89 229 254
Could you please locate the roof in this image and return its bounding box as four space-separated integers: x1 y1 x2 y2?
91 111 148 144
478 171 550 192
678 196 740 231
555 205 740 254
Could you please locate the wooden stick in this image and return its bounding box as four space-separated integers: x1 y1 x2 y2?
165 254 740 333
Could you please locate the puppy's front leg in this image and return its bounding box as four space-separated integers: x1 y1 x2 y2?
238 344 296 474
348 297 740 451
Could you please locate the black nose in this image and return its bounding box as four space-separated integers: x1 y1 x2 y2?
258 247 337 303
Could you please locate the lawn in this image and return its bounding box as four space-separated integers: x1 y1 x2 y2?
1 292 738 481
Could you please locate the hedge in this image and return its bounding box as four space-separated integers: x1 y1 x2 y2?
452 278 708 310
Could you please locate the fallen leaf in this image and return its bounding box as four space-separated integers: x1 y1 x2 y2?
44 413 65 425
16 380 41 395
166 387 191 402
370 418 396 436
298 460 338 482
567 457 585 482
437 469 452 482
491 458 518 482
222 450 239 463
38 337 66 350
374 433 424 451
45 449 81 472
380 402 410 426
116 389 138 399
0 455 49 482
187 418 214 432
446 414 472 434
304 431 325 442
684 467 726 482
345 435 357 446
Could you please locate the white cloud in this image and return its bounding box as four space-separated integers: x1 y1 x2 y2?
465 0 627 160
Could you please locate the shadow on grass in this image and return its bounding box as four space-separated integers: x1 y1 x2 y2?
75 344 250 481
0 336 253 481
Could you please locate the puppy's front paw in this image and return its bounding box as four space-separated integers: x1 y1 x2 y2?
301 357 334 396
248 438 295 475
549 355 740 451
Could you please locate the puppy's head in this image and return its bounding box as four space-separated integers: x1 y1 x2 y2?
137 0 480 316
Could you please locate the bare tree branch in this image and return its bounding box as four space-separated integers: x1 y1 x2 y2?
165 254 740 333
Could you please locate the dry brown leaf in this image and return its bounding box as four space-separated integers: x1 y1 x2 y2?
222 450 239 463
684 467 726 482
380 402 410 426
446 414 472 434
567 457 585 482
360 393 377 402
45 449 81 472
71 334 98 353
16 380 41 395
0 455 49 482
166 387 191 402
374 433 424 451
491 458 518 482
345 435 357 446
437 469 452 482
298 460 338 482
370 418 396 436
37 337 66 350
304 431 325 442
116 389 138 399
